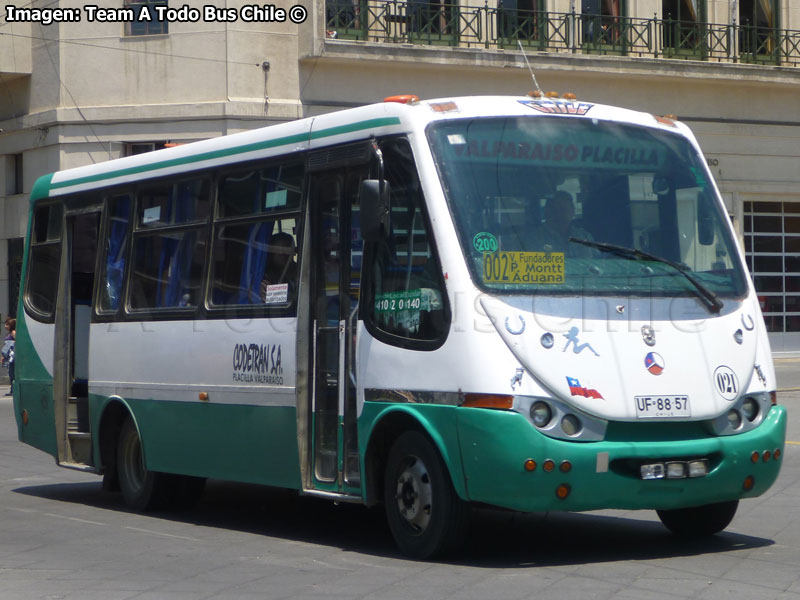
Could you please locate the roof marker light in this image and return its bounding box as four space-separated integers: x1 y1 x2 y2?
429 101 458 113
383 94 419 104
562 92 577 100
545 91 560 98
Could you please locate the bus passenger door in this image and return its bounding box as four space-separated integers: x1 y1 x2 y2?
53 209 100 468
308 161 369 493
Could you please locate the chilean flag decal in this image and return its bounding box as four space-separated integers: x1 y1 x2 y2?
566 376 604 399
644 352 665 375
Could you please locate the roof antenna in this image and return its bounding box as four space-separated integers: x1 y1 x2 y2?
518 40 544 98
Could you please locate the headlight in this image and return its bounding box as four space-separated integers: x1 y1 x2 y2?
707 391 772 436
561 414 583 437
727 409 742 430
530 401 552 428
517 396 607 441
742 397 759 422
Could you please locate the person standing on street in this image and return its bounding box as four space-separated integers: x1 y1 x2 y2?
1 318 15 396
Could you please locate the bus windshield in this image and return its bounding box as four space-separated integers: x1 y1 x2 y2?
427 116 747 300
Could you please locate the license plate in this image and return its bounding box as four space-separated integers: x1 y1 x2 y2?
634 395 691 418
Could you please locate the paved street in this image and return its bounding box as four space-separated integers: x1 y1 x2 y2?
0 361 799 599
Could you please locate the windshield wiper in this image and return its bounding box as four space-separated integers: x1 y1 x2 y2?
568 237 724 314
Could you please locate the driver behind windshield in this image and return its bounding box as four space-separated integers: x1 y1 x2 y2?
529 191 593 258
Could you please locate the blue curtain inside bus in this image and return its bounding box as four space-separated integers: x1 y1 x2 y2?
105 196 131 310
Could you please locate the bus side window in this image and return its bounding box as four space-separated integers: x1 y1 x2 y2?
366 138 448 344
25 203 64 320
99 194 132 313
129 179 210 311
208 160 304 310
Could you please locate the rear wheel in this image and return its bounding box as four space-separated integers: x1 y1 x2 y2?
384 431 470 559
117 416 205 510
657 500 739 537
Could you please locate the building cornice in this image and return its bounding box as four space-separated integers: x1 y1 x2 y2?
302 40 800 87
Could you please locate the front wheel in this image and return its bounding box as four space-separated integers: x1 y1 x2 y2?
384 431 470 559
656 500 739 537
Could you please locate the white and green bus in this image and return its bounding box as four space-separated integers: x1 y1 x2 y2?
13 94 785 558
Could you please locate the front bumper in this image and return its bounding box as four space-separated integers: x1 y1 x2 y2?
457 404 787 512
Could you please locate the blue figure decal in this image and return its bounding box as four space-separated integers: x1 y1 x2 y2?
562 326 599 356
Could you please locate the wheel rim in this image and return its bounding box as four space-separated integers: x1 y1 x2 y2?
394 455 433 534
120 428 145 495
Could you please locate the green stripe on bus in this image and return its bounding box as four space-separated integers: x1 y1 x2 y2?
50 117 403 191
30 173 55 203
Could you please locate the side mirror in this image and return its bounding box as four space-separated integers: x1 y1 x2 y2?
697 191 715 246
360 179 391 242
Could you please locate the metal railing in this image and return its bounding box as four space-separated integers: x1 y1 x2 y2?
324 2 800 67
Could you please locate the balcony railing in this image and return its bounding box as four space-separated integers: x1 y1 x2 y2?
324 2 800 67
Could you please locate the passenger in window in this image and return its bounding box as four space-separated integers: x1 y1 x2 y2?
259 232 298 302
532 191 593 257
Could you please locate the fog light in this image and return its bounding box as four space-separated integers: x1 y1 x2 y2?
743 475 755 491
742 398 759 422
688 460 708 478
641 463 665 480
666 462 686 478
727 409 742 430
561 414 583 437
530 402 552 428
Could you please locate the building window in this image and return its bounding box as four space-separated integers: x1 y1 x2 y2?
582 0 624 50
407 0 458 44
7 238 24 320
497 0 545 48
744 201 800 335
326 0 368 40
739 0 779 61
13 154 22 195
662 0 706 57
125 142 167 156
124 0 168 36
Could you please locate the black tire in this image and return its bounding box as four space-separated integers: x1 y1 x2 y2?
657 500 739 537
116 416 174 511
384 431 470 559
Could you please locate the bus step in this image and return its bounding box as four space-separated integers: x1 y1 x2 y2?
66 396 90 433
67 432 93 466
